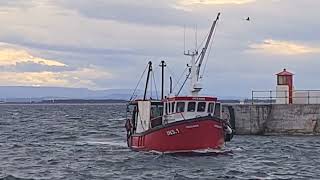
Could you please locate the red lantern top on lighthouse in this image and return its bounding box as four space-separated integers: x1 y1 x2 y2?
276 68 294 104
276 68 294 85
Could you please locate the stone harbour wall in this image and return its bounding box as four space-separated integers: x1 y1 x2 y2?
222 104 320 135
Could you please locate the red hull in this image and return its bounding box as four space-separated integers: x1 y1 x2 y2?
128 117 225 152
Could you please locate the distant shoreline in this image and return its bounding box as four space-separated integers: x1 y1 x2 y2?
0 99 128 104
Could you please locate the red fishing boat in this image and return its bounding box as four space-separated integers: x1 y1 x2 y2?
125 13 233 153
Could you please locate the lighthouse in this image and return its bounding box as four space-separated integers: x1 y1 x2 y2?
276 69 294 104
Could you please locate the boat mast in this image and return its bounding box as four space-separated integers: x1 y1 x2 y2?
143 61 152 100
160 60 166 100
186 13 220 96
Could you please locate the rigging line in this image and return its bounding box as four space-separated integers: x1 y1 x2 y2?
196 28 210 54
177 70 191 96
167 66 178 83
172 66 188 91
166 66 181 92
129 63 148 101
201 21 219 78
152 70 159 100
195 30 209 65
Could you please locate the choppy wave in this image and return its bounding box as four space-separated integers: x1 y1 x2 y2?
0 175 34 180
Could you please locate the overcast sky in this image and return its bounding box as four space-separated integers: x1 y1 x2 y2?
0 0 319 97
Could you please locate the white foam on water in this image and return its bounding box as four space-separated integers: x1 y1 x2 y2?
146 148 233 155
191 148 233 154
64 114 82 119
77 139 127 147
232 147 245 152
108 117 126 121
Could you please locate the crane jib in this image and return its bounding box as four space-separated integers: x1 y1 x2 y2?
197 13 221 78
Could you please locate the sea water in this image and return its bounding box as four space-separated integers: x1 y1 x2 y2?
0 104 319 179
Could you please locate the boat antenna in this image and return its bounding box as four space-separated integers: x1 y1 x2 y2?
159 60 166 100
143 61 152 100
184 25 186 54
195 24 197 52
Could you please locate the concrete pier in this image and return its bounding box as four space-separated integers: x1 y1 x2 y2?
223 104 320 135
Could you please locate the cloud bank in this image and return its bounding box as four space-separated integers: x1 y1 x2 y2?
248 40 320 55
0 0 319 97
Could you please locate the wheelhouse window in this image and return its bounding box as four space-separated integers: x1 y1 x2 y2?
150 103 163 128
208 103 214 113
159 106 163 116
150 105 163 119
165 102 168 115
187 102 196 112
176 102 185 113
171 102 175 113
214 103 221 117
197 102 206 112
168 103 171 114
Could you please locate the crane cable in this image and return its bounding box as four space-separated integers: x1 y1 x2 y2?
177 70 191 96
172 66 189 92
151 70 159 100
201 21 219 79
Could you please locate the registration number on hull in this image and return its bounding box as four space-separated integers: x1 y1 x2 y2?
166 129 180 136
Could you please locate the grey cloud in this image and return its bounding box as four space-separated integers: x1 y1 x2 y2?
40 51 151 70
0 35 145 56
0 33 183 69
56 0 202 27
54 0 320 58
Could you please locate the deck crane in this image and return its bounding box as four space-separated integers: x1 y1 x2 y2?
186 13 220 96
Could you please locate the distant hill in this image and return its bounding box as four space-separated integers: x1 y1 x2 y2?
40 99 127 104
0 86 135 101
0 86 246 103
